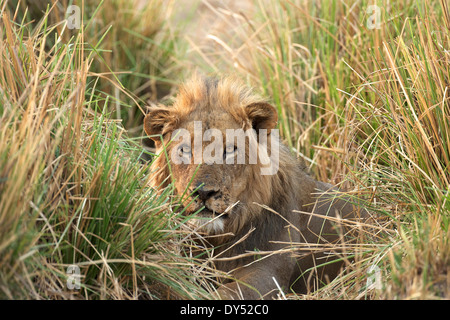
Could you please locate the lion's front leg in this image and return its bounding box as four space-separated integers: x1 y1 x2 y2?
217 280 262 300
216 255 295 300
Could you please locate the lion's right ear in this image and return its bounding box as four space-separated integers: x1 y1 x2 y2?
245 102 278 134
144 106 173 143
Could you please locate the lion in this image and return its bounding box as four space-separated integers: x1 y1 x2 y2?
144 75 367 299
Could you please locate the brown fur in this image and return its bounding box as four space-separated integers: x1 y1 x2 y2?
144 75 367 299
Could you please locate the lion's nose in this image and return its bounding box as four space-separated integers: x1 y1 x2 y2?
194 185 220 201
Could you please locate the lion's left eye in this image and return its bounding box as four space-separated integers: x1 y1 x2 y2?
223 145 238 159
178 145 191 158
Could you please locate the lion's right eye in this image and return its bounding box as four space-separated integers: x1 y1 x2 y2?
223 145 238 160
178 145 191 158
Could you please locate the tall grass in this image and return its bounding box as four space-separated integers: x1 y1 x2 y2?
0 1 213 299
81 0 182 129
13 0 183 129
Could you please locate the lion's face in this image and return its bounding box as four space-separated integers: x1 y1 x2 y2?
144 77 278 234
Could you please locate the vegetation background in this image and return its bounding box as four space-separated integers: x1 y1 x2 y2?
0 0 448 299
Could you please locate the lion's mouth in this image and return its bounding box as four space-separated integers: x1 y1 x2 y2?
180 204 228 219
182 202 240 234
197 207 228 219
181 200 239 220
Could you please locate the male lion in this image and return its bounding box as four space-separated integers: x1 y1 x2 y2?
144 75 367 299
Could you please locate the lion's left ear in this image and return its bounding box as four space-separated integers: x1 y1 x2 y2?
245 102 278 133
143 105 175 143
